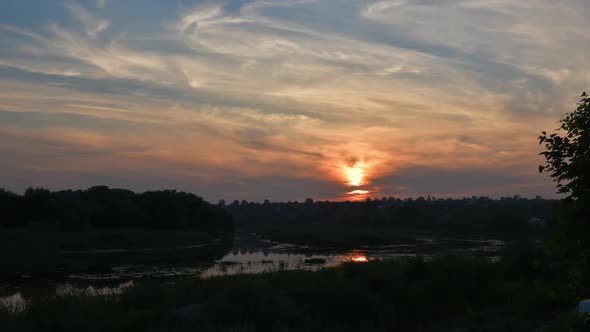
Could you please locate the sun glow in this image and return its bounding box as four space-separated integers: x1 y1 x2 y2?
344 166 365 187
347 190 369 195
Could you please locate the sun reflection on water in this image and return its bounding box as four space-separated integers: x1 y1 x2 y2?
349 254 368 263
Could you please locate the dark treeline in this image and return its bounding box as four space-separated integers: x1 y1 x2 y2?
0 185 559 237
226 196 559 235
0 186 233 238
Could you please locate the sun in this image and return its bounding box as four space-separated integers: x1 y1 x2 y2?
344 166 365 187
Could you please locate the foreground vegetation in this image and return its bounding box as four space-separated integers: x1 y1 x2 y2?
1 247 586 331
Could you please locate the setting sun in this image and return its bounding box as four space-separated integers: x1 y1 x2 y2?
344 166 365 187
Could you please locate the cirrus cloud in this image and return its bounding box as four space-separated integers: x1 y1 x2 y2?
0 0 588 201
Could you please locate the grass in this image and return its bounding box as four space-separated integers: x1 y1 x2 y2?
1 251 582 331
0 230 222 276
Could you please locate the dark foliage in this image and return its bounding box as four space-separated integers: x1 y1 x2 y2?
228 196 558 237
539 92 590 297
539 92 590 200
0 186 233 237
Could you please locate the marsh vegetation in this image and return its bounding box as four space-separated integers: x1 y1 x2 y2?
0 250 582 331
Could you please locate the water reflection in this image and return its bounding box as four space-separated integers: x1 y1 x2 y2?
41 235 506 280
349 254 368 263
199 235 504 277
56 281 134 297
200 251 343 278
0 281 136 315
0 234 506 315
0 292 27 315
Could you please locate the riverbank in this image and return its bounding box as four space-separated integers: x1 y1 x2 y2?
0 250 580 331
258 228 420 248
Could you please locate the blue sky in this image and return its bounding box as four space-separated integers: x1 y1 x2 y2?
1 0 589 201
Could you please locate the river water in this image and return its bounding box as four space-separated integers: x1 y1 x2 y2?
0 234 505 314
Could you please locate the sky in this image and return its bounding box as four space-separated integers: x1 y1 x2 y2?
0 0 589 202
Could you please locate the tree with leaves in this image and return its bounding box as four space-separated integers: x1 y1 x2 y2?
539 92 590 296
539 92 590 201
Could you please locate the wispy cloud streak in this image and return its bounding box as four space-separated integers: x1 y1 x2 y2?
0 0 587 200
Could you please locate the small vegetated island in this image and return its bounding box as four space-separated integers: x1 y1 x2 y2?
0 93 589 331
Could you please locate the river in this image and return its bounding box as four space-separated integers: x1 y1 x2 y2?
0 233 505 314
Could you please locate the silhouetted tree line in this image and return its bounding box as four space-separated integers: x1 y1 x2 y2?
0 186 233 237
226 196 559 235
